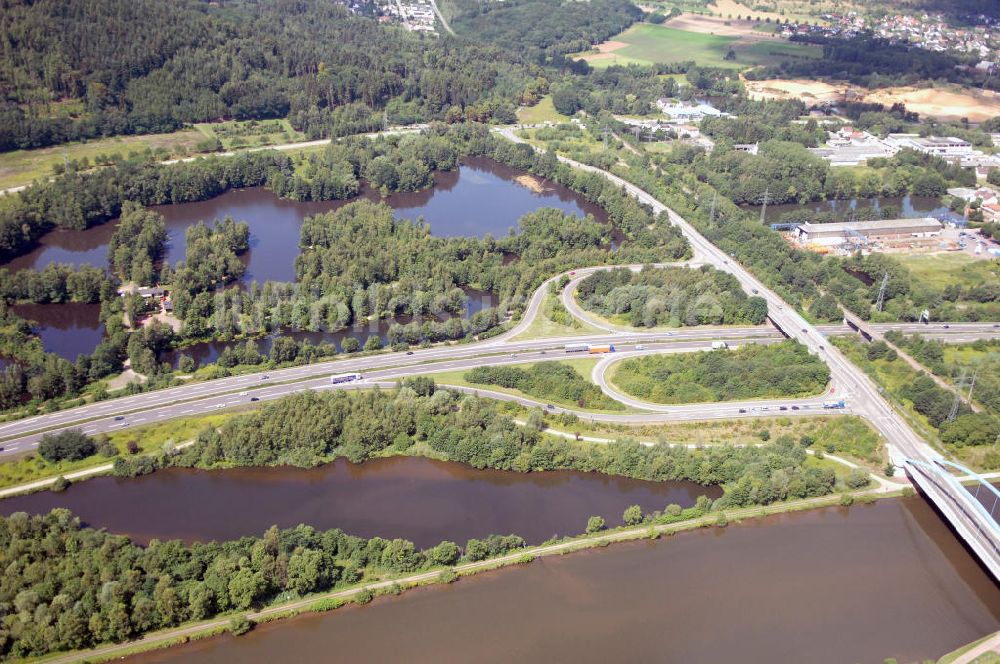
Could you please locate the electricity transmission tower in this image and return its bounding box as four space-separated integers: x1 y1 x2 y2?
759 187 769 225
947 369 978 422
875 272 890 312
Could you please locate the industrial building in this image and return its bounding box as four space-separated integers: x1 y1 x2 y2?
794 217 943 247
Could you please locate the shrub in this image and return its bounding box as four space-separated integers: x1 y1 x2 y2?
585 515 605 534
623 504 643 526
38 429 96 462
50 476 70 492
229 616 253 636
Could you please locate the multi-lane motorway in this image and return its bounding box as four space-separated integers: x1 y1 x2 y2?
1 129 997 494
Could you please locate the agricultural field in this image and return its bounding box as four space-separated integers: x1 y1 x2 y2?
577 23 819 69
0 128 206 191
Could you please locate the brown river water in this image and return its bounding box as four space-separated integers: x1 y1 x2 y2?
129 495 1000 664
0 456 717 547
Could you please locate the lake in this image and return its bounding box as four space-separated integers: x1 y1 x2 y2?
3 157 609 283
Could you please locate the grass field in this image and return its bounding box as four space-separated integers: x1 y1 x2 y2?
0 129 205 191
195 118 305 150
894 252 1000 290
516 96 570 125
0 414 231 490
578 23 818 69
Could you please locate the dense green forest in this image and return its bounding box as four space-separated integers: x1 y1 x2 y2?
107 203 166 285
463 361 624 410
611 341 830 404
746 35 998 91
0 0 536 151
0 509 523 659
576 265 769 327
159 388 836 506
673 139 973 206
450 0 641 65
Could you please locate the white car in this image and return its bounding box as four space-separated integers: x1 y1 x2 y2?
635 345 645 351
239 391 248 396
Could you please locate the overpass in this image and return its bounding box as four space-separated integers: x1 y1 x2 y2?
905 458 1000 580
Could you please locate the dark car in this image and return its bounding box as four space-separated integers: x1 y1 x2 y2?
779 406 788 411
738 408 747 414
546 404 555 409
114 415 125 421
406 351 414 355
791 405 800 411
943 324 950 329
250 397 260 402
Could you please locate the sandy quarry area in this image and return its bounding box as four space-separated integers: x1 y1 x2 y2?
580 39 628 61
664 14 782 39
747 78 1000 122
707 0 786 22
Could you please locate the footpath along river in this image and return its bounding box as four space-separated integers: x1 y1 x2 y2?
129 494 1000 664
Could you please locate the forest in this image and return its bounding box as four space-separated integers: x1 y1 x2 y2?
0 509 522 659
0 0 535 151
575 265 769 327
610 341 831 404
450 0 642 65
463 361 624 410
673 139 973 206
746 35 997 91
159 387 836 506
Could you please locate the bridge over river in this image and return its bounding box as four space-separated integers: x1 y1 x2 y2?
906 459 1000 581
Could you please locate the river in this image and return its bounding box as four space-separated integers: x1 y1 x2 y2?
0 456 716 547
129 495 1000 664
3 157 609 283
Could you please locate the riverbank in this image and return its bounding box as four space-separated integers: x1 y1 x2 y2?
39 488 890 664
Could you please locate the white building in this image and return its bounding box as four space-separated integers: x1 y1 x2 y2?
795 218 943 247
887 134 974 158
655 100 728 122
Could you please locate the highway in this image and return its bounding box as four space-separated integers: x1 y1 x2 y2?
4 125 1000 574
496 128 1000 577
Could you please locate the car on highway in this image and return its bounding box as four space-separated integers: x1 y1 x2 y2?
214 404 224 409
406 351 413 355
114 415 125 421
943 324 950 329
250 397 260 402
738 408 746 414
791 405 800 411
760 406 770 411
546 404 555 409
261 374 269 380
779 406 788 411
752 288 759 294
635 345 645 350
239 391 248 396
